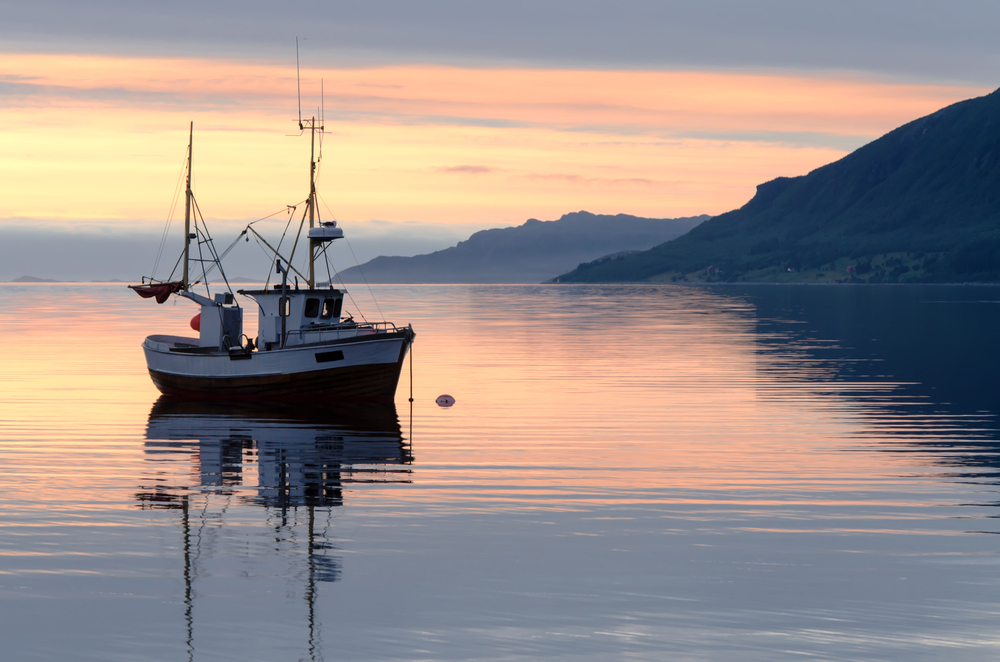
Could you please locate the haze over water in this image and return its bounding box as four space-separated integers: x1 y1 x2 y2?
1 283 999 660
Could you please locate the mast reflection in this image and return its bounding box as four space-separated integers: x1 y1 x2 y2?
134 397 413 661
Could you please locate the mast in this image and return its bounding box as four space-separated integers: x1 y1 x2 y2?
308 117 316 288
183 122 193 291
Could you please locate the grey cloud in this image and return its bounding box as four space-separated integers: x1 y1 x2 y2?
673 130 874 152
521 173 662 188
2 1 999 84
437 165 496 174
0 79 247 110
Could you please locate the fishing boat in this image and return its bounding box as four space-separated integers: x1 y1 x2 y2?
130 116 415 401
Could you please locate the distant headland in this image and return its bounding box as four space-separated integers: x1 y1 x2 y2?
11 275 58 283
556 88 1000 284
336 211 708 284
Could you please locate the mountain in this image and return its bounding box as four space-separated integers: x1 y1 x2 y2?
558 88 1000 284
12 275 58 283
336 212 708 284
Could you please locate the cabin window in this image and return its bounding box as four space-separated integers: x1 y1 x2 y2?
304 298 320 318
321 298 342 320
279 296 290 317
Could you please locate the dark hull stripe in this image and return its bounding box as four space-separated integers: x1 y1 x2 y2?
150 361 404 401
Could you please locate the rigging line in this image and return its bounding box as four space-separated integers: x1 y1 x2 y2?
316 191 337 220
251 232 278 266
190 202 235 291
165 250 184 283
164 146 188 225
306 215 370 324
314 240 359 316
262 210 296 290
320 245 366 322
191 196 236 298
157 145 189 274
204 231 236 298
153 175 183 279
196 221 211 296
242 202 302 288
314 191 382 319
247 204 301 228
248 226 310 284
206 230 246 271
189 198 211 296
267 207 297 290
153 145 189 278
285 202 309 278
314 115 329 182
313 237 337 264
323 242 334 287
343 235 384 321
326 250 368 324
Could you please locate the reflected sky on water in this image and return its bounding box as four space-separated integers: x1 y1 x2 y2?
1 283 1000 660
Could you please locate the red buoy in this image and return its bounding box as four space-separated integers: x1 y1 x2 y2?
190 313 201 331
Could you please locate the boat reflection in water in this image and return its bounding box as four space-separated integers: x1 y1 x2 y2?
135 397 412 658
139 397 412 511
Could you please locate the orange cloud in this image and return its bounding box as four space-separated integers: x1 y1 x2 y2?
0 53 988 226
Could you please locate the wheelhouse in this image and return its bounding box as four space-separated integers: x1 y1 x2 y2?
239 287 348 350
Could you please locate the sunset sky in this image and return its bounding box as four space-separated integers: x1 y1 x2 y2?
1 1 997 276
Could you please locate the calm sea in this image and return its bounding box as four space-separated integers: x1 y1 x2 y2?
2 283 1000 661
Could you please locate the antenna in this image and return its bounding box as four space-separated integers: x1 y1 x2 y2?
318 79 325 161
296 37 303 130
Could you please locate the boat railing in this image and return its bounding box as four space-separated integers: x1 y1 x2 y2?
277 320 408 349
305 320 403 333
366 321 403 333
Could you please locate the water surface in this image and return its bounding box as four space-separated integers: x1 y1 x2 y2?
1 283 999 660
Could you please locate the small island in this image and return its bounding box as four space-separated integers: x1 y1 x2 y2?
11 276 58 283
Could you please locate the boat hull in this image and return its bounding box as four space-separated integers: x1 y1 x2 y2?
143 330 412 401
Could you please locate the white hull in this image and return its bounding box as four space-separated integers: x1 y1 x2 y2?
142 329 413 400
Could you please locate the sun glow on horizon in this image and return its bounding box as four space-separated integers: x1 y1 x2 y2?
0 52 988 228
